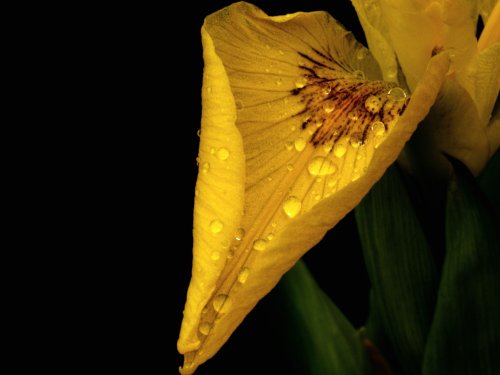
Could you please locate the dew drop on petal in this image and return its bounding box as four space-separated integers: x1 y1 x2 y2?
199 321 212 336
308 156 337 176
294 77 308 88
266 233 274 241
211 251 221 261
238 267 250 284
356 48 368 60
210 147 216 155
364 95 383 114
253 239 268 251
206 87 212 94
333 144 347 158
322 86 332 96
323 102 335 113
213 294 232 313
235 228 245 241
285 141 294 151
201 162 210 173
387 87 407 101
323 142 334 153
216 147 230 161
353 70 365 79
347 111 359 121
283 196 302 218
287 164 294 171
370 121 386 136
209 219 224 234
196 129 201 137
294 137 306 152
350 132 363 147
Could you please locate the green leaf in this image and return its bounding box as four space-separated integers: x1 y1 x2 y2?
355 165 438 375
274 260 370 375
422 158 500 374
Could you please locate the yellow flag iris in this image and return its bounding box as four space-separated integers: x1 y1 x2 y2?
178 2 450 373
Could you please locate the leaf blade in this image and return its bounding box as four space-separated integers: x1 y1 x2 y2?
422 158 500 374
356 165 438 374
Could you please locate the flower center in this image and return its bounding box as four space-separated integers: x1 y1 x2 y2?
291 49 409 149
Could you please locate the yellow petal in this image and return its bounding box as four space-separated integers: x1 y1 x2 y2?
177 18 246 358
478 0 500 50
350 0 400 83
178 3 450 374
353 0 479 93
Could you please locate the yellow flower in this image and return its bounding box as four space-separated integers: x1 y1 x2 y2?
352 0 500 174
178 2 449 373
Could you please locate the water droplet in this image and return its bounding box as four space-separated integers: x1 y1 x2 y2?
285 141 294 150
308 156 337 176
294 137 306 152
266 233 274 241
201 162 210 173
333 144 347 158
364 95 383 114
235 228 245 241
323 102 335 113
235 100 243 110
213 294 232 313
253 239 268 251
350 133 363 148
353 70 365 79
328 179 337 188
356 48 368 60
323 142 334 153
287 164 294 171
322 86 332 96
211 251 221 261
207 87 212 94
290 125 296 131
314 194 321 201
276 78 283 87
370 121 386 136
238 268 250 284
199 321 212 335
387 67 397 80
197 129 201 137
283 196 302 218
294 77 308 88
315 121 323 128
352 172 361 182
210 147 216 155
279 49 285 55
267 176 273 182
347 111 359 121
265 44 271 50
387 87 407 101
209 219 224 234
271 222 277 228
195 188 199 197
216 147 230 161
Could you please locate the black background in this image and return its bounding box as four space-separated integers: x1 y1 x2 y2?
169 1 371 373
